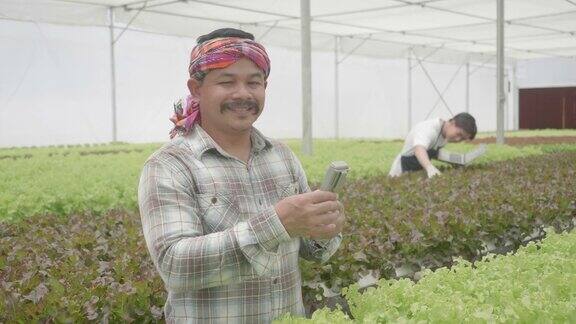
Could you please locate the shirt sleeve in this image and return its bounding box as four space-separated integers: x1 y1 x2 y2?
412 121 437 149
138 158 292 293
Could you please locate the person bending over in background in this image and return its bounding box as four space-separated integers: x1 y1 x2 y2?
389 112 477 178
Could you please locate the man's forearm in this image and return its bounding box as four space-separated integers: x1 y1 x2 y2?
414 145 433 170
146 206 291 292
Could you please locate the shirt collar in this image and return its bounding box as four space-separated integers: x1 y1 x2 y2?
438 119 449 145
183 124 272 158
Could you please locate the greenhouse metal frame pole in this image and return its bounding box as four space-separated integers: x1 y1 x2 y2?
334 35 340 139
411 49 455 117
407 56 412 134
301 0 312 155
108 7 118 143
496 0 505 144
466 62 470 113
513 63 519 130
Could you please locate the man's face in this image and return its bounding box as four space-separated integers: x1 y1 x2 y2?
189 58 266 134
444 121 471 143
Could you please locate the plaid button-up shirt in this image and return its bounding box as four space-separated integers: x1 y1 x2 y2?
138 125 341 323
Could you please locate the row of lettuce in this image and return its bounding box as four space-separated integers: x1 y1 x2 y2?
278 227 576 323
1 140 573 222
1 151 574 322
300 151 576 310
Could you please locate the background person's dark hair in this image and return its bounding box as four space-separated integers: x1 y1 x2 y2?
450 112 477 140
191 28 255 82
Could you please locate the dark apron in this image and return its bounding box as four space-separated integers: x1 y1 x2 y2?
400 127 444 173
401 148 439 172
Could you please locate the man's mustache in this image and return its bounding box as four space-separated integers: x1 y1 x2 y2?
220 100 260 114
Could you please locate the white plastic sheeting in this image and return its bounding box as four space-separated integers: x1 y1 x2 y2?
516 57 576 88
3 0 576 62
0 20 113 146
1 19 516 147
0 0 574 147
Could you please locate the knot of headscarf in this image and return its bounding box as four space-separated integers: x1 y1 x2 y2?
169 37 271 139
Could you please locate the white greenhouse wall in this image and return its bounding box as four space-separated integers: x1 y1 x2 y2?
516 57 576 89
1 19 524 147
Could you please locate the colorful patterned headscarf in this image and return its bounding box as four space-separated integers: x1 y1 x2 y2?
169 37 271 139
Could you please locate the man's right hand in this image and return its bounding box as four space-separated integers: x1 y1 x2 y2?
426 165 442 178
275 191 344 240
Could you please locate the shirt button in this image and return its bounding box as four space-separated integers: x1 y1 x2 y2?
272 278 278 285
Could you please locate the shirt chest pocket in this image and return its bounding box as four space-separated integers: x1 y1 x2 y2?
197 192 242 234
196 180 300 233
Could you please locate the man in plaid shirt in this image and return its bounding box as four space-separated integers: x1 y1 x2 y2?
138 28 345 323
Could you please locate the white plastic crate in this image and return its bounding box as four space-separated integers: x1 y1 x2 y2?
438 144 487 166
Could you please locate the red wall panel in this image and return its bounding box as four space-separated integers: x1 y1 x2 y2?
520 87 576 129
